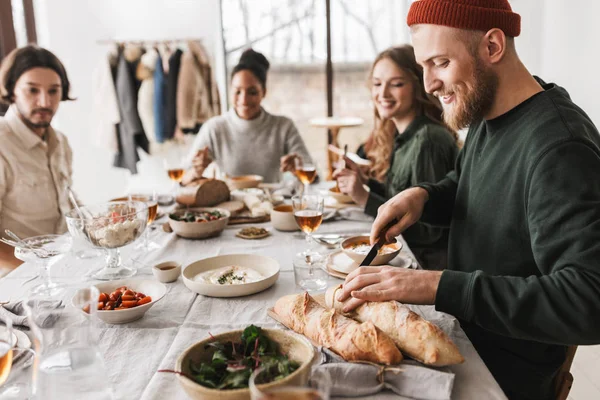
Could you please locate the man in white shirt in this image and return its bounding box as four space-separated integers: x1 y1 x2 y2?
0 45 75 272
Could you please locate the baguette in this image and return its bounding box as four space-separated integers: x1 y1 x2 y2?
325 285 464 366
274 292 402 365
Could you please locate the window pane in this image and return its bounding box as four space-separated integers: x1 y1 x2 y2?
221 0 329 174
331 0 411 156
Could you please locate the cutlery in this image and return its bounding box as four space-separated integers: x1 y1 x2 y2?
359 218 399 267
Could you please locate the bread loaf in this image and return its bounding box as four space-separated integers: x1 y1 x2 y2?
325 285 464 366
176 179 230 207
274 292 402 365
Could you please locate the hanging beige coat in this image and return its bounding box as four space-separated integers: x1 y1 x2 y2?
176 40 221 131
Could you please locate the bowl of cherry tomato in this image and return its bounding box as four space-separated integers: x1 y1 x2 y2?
75 279 167 324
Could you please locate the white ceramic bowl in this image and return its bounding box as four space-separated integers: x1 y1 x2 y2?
75 278 167 324
176 328 315 400
152 261 182 283
270 204 299 231
340 236 403 266
226 175 264 190
182 254 280 297
168 207 230 239
325 187 354 204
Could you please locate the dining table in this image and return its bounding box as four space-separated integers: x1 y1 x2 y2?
0 200 508 400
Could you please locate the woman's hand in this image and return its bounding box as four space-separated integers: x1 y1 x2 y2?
342 156 368 184
182 146 212 184
333 168 369 206
280 153 300 173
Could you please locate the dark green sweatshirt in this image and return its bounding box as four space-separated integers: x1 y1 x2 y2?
364 115 457 249
418 78 600 400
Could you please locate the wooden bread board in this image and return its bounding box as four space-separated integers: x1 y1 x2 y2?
228 214 270 225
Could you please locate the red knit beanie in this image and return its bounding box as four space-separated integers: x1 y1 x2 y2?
407 0 521 37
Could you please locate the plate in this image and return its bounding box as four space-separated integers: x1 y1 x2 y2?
182 254 280 298
326 250 412 276
13 329 31 349
235 227 270 240
0 326 31 349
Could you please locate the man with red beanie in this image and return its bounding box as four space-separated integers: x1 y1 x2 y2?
336 1 600 399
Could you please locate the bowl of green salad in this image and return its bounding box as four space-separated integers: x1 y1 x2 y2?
174 325 315 400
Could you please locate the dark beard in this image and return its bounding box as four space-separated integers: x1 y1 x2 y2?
443 57 498 131
16 105 53 130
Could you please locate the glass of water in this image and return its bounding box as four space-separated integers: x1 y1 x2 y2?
24 286 115 400
293 253 329 292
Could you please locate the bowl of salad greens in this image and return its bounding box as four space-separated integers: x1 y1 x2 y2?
168 207 230 239
175 325 315 400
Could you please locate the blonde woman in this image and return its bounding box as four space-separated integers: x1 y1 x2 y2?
334 45 458 269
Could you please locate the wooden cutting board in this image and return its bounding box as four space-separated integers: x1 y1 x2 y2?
228 214 270 225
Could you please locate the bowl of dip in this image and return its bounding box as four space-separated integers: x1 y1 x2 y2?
182 254 280 297
340 235 402 266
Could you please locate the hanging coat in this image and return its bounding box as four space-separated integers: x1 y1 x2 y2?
164 48 183 140
113 52 150 174
153 53 166 143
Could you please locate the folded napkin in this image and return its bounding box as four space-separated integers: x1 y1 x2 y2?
312 347 455 400
0 300 63 329
0 301 30 328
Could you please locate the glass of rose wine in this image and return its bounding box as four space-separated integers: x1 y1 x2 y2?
292 195 324 258
294 158 317 195
133 192 160 252
164 156 185 198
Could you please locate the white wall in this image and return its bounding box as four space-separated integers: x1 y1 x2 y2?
512 0 600 127
33 0 224 203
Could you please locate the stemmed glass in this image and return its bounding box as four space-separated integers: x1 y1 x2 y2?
0 319 36 399
65 201 148 280
292 195 324 258
13 234 72 296
163 154 186 198
132 193 160 252
294 158 317 195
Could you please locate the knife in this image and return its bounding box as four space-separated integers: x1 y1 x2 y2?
360 218 399 266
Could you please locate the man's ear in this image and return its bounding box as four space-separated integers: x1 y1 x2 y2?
483 28 507 65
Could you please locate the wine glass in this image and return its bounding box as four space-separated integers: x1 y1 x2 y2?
130 193 161 252
24 286 115 399
294 158 317 195
292 195 324 259
163 153 186 198
249 366 331 400
0 318 36 399
65 201 148 280
14 234 72 296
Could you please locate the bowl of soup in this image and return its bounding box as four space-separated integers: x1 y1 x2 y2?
341 235 402 265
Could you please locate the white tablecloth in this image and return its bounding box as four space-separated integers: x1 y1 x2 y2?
0 214 507 400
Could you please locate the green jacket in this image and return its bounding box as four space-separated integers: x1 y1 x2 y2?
365 115 457 248
418 78 600 399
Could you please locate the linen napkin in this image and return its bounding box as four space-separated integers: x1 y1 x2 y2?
0 300 63 329
0 301 30 328
312 347 455 400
